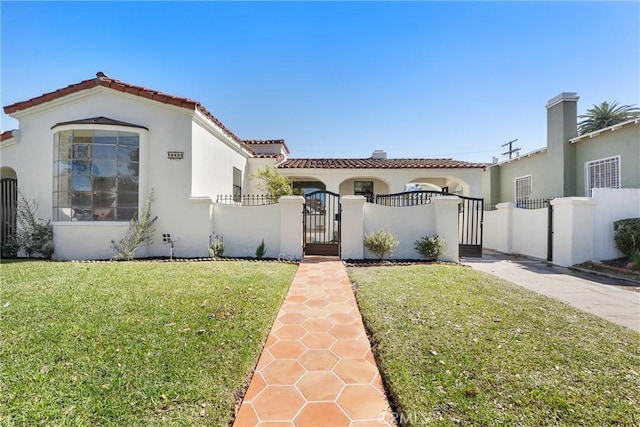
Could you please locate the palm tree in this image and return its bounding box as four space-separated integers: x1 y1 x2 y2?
577 101 640 135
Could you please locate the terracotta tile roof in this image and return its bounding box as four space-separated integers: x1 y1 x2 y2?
3 72 250 152
243 139 290 154
1 130 14 142
51 116 148 130
277 158 487 169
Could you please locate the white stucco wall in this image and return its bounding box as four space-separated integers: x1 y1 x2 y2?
363 203 437 260
2 87 249 260
211 203 281 258
551 198 596 267
512 207 548 259
191 113 250 199
592 188 640 260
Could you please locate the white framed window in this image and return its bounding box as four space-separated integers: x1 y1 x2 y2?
585 155 620 197
232 167 242 202
515 175 532 206
53 130 139 221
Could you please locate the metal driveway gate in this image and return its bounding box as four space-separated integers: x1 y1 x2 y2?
304 190 341 256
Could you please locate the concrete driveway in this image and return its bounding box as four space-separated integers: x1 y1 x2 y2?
462 251 640 332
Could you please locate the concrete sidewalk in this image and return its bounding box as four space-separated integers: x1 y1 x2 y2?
463 251 640 332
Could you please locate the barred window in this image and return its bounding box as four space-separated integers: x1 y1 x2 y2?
515 175 532 206
53 130 139 221
585 156 620 197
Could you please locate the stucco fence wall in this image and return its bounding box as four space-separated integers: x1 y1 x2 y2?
483 188 640 266
211 195 461 262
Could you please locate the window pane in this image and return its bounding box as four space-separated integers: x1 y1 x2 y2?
54 208 72 221
118 146 139 162
72 208 93 221
58 175 72 193
93 160 117 177
73 144 92 159
58 161 72 176
93 177 116 192
118 177 138 192
72 191 92 207
72 175 92 192
93 208 115 221
56 191 71 207
93 144 117 159
72 160 92 175
117 192 138 207
94 192 117 208
94 130 118 145
117 208 137 221
118 161 139 177
59 140 73 160
119 134 139 146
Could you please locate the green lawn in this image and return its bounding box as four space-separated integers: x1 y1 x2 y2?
349 264 640 426
1 260 296 426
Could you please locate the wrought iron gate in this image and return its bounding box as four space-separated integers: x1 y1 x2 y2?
458 196 483 257
1 178 18 247
304 190 341 256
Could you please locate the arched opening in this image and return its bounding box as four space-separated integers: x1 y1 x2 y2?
292 180 326 195
406 177 469 195
1 166 18 248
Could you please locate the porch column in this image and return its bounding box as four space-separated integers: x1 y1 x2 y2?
340 196 366 259
432 196 461 262
279 196 304 260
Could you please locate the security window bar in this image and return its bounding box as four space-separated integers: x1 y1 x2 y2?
585 156 620 197
515 175 532 207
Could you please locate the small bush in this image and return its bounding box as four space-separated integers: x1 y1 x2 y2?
630 251 640 270
414 234 447 260
256 239 266 259
209 233 224 258
363 230 399 261
111 190 158 261
613 218 640 258
3 192 54 259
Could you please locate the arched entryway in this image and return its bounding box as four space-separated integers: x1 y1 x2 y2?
1 167 18 247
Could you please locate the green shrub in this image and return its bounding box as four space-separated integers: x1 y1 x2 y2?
3 192 53 259
209 233 224 258
111 190 157 260
363 229 399 261
613 218 640 258
255 239 266 259
630 251 640 270
414 234 447 260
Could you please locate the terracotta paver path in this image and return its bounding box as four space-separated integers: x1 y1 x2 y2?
233 257 395 427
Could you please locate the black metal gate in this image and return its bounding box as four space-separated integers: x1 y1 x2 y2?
458 196 483 257
1 178 18 247
304 190 341 256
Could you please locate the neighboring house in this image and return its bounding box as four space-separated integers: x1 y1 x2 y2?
1 72 486 260
483 92 640 206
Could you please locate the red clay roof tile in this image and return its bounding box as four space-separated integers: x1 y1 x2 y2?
3 72 251 154
1 130 14 142
277 158 487 169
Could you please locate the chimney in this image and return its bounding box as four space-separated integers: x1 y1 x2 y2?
546 92 579 196
371 150 387 159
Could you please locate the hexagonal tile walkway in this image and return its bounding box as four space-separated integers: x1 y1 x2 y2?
233 257 395 427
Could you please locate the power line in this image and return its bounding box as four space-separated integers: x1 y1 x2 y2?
501 138 521 159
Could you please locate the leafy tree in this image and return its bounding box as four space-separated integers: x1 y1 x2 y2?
252 167 293 200
111 190 158 260
577 101 640 135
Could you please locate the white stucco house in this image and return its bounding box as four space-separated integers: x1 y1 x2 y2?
1 72 486 260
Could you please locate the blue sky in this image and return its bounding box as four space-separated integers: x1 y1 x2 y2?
1 1 638 163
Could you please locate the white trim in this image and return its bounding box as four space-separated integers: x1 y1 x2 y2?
570 118 640 144
545 92 579 110
0 136 18 149
495 147 546 166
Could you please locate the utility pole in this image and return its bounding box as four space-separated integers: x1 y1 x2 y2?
501 138 521 159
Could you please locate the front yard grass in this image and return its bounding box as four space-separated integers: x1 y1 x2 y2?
1 261 296 426
349 264 640 426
